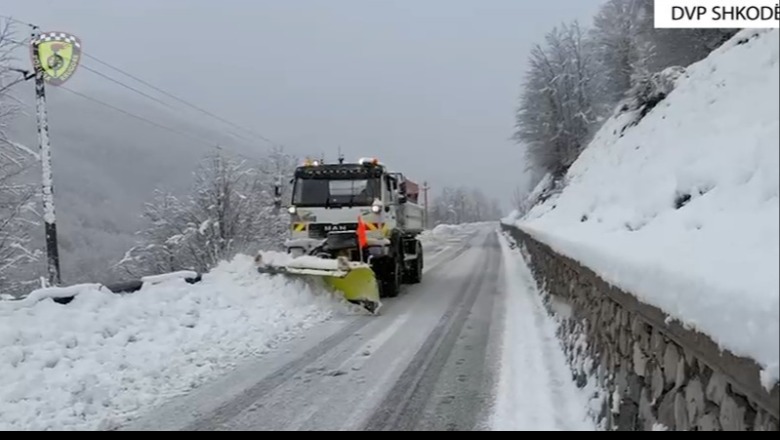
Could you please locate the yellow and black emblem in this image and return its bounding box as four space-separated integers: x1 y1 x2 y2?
31 32 82 86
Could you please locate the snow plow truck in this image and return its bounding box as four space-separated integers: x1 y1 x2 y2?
255 157 425 314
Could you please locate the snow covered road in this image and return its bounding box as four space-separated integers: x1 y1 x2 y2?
121 225 594 431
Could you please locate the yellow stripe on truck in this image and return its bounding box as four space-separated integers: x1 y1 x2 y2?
292 222 306 232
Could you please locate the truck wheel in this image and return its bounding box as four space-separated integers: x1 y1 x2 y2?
380 257 401 298
405 242 423 284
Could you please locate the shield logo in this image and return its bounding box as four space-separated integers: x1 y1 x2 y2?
31 32 82 86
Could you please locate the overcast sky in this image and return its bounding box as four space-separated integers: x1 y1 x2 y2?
4 0 605 209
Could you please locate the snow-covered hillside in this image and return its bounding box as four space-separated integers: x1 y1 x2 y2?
0 255 343 430
515 30 779 387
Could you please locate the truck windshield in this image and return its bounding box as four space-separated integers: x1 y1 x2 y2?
293 178 380 207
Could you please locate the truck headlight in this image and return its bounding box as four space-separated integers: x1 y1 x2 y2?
371 204 381 213
288 206 297 215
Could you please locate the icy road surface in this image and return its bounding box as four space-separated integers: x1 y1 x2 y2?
123 226 593 431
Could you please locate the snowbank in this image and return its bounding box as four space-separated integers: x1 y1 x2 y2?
418 222 487 252
0 255 342 431
492 232 598 430
431 224 461 236
257 251 342 271
501 210 522 226
141 270 199 285
2 284 107 310
519 30 779 385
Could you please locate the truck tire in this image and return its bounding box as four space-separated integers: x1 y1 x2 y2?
405 241 423 284
380 257 401 298
373 256 400 298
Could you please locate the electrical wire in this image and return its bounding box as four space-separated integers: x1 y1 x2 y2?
3 15 284 148
57 85 220 148
54 85 273 164
82 52 281 147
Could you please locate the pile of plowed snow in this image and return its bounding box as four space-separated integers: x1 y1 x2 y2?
0 255 343 430
419 222 486 253
517 30 779 387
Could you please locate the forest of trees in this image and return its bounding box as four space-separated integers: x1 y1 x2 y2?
514 0 736 211
427 186 503 226
114 147 296 277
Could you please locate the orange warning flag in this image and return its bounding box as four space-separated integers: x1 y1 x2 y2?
357 216 368 248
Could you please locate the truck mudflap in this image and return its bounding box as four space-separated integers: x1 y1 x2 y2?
255 252 381 314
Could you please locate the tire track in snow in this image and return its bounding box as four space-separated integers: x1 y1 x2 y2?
185 316 373 431
363 232 499 431
183 236 477 431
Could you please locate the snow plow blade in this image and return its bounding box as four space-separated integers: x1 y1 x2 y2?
255 253 381 314
322 265 381 314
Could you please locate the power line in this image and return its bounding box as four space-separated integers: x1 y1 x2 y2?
3 15 294 159
78 62 258 145
8 35 262 146
3 37 31 49
53 85 271 164
4 37 269 160
3 15 284 148
79 63 179 112
82 52 281 146
8 83 273 165
56 85 218 148
0 15 36 28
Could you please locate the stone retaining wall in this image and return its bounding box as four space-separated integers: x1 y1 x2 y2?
501 224 779 431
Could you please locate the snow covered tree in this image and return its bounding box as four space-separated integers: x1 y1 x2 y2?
515 2 735 187
630 0 736 73
0 20 40 294
589 0 736 107
428 186 502 225
589 0 651 107
515 21 599 177
116 147 297 277
249 145 298 251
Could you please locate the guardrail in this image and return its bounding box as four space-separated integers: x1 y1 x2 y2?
501 223 778 431
12 272 204 306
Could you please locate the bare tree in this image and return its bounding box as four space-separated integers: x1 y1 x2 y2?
0 20 40 294
117 147 298 276
515 21 599 177
588 0 735 113
630 0 736 73
590 0 650 106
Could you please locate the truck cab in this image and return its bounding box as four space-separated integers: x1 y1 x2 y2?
284 158 424 297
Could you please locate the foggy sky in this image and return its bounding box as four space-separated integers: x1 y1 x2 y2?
4 0 605 209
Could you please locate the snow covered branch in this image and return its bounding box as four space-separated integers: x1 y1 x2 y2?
514 0 739 214
0 19 40 295
116 147 297 276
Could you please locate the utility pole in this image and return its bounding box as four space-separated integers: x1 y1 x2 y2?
30 27 61 286
24 28 82 286
422 181 430 229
